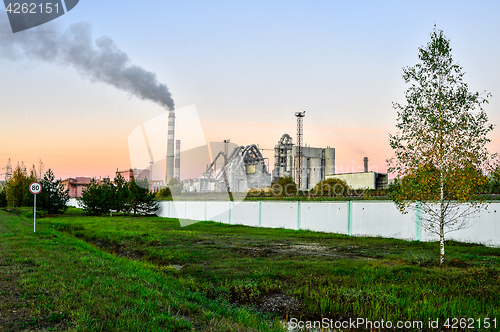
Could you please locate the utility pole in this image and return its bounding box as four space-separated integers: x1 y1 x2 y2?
295 111 306 190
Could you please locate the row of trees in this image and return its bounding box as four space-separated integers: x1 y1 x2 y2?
0 163 158 217
267 176 352 197
155 178 183 198
79 174 158 216
0 163 69 214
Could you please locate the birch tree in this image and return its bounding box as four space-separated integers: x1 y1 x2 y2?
388 26 497 265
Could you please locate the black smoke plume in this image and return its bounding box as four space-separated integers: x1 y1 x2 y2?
0 15 174 110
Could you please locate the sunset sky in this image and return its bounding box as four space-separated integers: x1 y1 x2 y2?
1 1 500 181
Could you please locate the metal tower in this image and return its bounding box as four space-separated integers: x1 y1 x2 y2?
295 111 306 189
2 158 13 181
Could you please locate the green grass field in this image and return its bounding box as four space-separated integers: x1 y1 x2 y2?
1 207 499 331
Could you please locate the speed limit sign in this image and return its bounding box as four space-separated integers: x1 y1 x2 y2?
29 182 42 195
29 182 42 233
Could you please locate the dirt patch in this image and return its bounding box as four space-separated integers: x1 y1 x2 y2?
258 293 301 316
85 237 186 272
85 237 148 260
231 242 372 260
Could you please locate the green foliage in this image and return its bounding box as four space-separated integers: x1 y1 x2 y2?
38 169 69 214
5 163 37 207
270 176 297 196
155 187 171 198
387 26 497 264
489 166 500 194
389 164 489 204
112 173 130 213
167 178 183 195
0 183 7 208
311 177 351 196
155 179 183 199
127 179 159 216
224 279 261 303
80 176 158 216
80 178 114 216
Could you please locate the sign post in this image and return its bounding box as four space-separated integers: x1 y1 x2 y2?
29 182 42 233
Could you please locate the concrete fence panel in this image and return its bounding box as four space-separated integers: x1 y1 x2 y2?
351 202 415 240
156 201 169 218
231 202 260 227
261 202 298 229
300 202 348 234
418 203 500 246
206 201 231 224
185 201 206 221
68 199 500 247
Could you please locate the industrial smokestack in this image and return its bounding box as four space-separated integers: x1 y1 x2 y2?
363 157 369 173
175 140 181 180
166 111 175 184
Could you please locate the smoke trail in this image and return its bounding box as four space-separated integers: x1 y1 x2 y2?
0 15 174 110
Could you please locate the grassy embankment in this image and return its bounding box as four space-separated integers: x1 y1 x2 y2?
0 208 283 331
1 207 500 331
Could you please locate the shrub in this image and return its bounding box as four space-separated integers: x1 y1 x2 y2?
80 178 114 216
167 178 183 195
156 187 172 198
311 178 351 196
127 179 158 216
489 167 500 194
0 184 7 208
5 164 36 207
270 176 297 197
113 173 130 213
38 169 70 214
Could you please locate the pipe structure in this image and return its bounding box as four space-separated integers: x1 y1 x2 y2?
363 157 369 173
166 111 175 184
175 140 181 180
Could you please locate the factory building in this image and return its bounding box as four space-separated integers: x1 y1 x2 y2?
326 158 389 190
163 110 387 194
183 144 272 193
60 177 92 198
272 133 335 191
327 172 388 190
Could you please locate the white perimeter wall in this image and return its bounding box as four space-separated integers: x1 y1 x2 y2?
68 199 500 247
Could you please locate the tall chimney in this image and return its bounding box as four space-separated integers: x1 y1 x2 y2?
166 111 175 184
175 140 181 180
363 157 369 173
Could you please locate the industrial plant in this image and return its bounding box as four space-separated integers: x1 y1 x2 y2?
164 109 388 193
272 133 336 191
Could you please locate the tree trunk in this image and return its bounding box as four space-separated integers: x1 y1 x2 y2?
440 167 445 265
440 215 445 265
438 78 445 266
